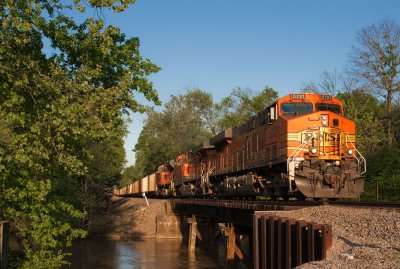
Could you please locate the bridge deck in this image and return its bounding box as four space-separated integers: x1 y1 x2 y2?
170 199 331 269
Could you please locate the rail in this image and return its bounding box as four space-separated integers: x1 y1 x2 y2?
327 200 400 208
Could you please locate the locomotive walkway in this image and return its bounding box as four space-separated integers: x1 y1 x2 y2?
170 199 332 269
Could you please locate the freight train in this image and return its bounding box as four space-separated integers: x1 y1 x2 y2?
114 93 366 200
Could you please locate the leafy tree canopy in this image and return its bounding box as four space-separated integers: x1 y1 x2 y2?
120 165 139 187
134 89 214 177
0 0 159 267
132 87 277 180
350 18 400 145
216 86 278 128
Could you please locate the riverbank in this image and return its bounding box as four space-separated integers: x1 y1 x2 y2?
98 196 173 240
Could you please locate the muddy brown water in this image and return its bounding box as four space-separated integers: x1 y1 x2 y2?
62 238 228 269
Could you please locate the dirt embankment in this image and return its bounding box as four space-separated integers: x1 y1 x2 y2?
94 196 167 240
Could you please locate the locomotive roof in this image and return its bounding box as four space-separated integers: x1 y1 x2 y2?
278 92 343 105
193 93 343 152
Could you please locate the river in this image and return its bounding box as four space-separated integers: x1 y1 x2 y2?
62 238 227 269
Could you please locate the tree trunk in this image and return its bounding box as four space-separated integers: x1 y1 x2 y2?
387 90 394 146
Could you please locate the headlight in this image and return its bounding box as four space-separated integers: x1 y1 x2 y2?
347 149 354 155
321 114 328 126
335 160 340 166
310 148 318 154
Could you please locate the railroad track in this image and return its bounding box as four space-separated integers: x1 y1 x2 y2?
326 200 400 208
170 198 400 210
170 198 323 211
119 195 400 209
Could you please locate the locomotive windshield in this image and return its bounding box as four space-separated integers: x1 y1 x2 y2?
316 103 342 115
281 102 313 114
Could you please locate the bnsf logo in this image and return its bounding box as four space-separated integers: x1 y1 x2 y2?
324 133 339 142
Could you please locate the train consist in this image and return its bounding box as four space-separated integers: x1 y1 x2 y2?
115 93 366 200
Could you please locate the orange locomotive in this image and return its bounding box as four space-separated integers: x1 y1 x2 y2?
172 92 365 199
115 93 365 200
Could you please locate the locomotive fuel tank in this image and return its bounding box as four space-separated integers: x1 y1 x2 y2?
235 174 262 196
180 184 195 197
223 177 237 196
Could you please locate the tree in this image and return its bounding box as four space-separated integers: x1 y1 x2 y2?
120 165 139 187
216 86 278 128
350 18 400 145
0 0 159 267
131 87 278 181
302 70 356 95
134 89 214 177
337 89 386 153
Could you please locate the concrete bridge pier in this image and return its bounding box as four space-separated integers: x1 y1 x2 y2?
187 215 197 252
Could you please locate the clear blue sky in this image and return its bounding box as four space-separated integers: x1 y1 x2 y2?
101 0 400 166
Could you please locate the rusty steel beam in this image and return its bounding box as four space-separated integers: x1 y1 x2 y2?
253 213 332 269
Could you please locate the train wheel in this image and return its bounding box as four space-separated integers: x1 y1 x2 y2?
295 192 306 201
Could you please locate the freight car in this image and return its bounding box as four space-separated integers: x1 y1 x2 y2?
115 165 174 197
115 93 366 200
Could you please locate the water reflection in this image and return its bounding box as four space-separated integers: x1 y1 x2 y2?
63 239 226 269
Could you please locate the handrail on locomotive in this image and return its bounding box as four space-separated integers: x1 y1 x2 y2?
286 133 314 191
345 133 366 174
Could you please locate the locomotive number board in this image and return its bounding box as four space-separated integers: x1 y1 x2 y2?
320 95 332 100
291 94 306 99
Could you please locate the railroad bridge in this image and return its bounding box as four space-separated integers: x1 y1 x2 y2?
168 199 332 269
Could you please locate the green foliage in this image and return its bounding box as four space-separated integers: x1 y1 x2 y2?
337 89 386 153
132 86 277 180
216 86 278 128
350 18 400 146
134 89 214 177
363 144 400 201
120 165 140 187
0 0 159 268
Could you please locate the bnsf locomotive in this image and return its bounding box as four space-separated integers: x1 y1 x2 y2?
115 93 366 200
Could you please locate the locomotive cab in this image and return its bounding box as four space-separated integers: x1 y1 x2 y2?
279 93 366 199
